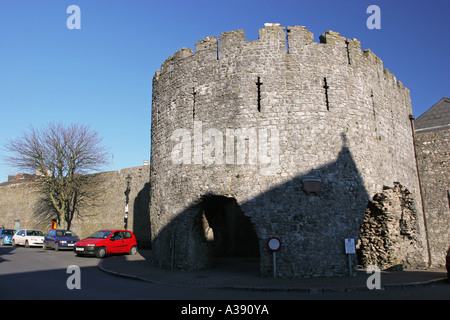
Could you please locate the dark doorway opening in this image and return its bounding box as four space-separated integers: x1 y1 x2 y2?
198 195 260 272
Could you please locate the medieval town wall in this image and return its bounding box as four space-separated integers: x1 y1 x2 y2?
0 165 151 246
415 128 450 267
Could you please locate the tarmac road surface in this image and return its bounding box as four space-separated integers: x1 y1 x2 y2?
0 246 448 304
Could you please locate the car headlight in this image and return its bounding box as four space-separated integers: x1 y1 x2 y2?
59 241 67 244
87 244 96 247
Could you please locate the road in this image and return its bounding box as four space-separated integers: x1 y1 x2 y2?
0 246 448 305
1 245 249 300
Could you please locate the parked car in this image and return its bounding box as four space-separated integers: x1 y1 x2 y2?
74 229 138 258
43 229 79 251
0 229 15 245
12 229 44 247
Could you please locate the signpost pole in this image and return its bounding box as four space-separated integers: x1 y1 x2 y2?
273 251 277 278
267 237 281 278
348 254 352 277
345 238 356 277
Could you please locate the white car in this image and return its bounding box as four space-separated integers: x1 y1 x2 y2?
12 229 45 247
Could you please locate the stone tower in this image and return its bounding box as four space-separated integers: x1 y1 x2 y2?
150 24 428 277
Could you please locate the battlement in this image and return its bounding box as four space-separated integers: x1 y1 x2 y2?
154 24 407 91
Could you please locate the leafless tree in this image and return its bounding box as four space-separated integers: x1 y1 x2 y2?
4 123 109 229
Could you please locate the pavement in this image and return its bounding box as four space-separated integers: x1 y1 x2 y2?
98 249 449 293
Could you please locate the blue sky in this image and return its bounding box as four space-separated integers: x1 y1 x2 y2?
0 0 448 182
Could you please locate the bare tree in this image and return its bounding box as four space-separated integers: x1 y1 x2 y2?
4 123 109 229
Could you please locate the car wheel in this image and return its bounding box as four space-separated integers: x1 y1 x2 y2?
12 240 16 246
0 238 4 246
129 246 138 255
25 240 29 248
96 247 106 258
43 243 47 250
55 242 59 251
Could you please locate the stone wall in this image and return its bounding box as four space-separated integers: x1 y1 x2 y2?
0 165 151 246
415 128 450 267
150 24 427 277
359 183 428 269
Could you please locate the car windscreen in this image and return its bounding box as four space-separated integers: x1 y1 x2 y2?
87 230 113 239
26 230 43 236
56 230 77 237
1 230 14 235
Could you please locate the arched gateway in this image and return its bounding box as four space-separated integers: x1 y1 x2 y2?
196 195 260 262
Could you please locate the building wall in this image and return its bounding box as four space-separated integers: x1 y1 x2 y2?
150 24 427 277
415 128 450 266
0 165 151 246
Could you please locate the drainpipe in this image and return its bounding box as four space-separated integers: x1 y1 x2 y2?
409 114 432 267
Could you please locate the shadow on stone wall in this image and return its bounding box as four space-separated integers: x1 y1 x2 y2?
133 182 152 248
150 136 388 277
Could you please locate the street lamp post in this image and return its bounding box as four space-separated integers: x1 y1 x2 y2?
124 174 132 230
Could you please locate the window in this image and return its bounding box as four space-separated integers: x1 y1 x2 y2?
112 232 123 240
64 231 76 237
123 232 132 239
27 230 43 236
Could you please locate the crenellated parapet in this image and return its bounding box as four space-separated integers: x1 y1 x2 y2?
154 24 406 91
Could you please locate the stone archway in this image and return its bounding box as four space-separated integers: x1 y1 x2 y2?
196 195 260 270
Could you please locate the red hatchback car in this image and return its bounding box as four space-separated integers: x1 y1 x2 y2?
75 229 138 258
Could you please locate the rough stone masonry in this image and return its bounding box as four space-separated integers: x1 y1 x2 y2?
150 24 428 277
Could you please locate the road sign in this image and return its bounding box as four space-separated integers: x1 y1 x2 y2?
267 237 281 278
267 237 281 252
345 238 355 254
345 238 356 277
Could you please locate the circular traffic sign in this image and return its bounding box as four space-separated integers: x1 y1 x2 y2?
267 237 281 252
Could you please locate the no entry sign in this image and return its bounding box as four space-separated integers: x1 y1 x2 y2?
267 237 281 252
